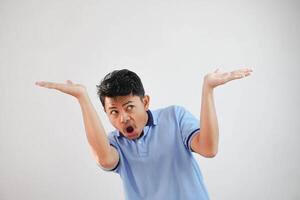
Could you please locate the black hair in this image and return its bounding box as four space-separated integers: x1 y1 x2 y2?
96 69 145 107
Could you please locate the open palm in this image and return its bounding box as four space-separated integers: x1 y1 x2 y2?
35 80 87 99
205 68 253 89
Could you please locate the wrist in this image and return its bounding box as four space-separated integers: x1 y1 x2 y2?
202 78 214 93
77 91 89 103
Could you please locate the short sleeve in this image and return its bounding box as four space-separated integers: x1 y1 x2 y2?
174 106 200 152
98 133 121 174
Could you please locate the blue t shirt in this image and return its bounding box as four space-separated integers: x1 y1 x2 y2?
104 105 210 200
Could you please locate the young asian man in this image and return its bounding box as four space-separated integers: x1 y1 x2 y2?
35 68 252 200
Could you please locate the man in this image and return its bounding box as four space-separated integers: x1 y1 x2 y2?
35 68 252 199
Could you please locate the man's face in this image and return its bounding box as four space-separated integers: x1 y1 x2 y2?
104 94 150 140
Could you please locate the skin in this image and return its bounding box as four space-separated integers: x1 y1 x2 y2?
191 68 253 157
35 68 253 169
104 95 150 140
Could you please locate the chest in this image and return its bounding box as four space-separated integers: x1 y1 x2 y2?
118 124 187 167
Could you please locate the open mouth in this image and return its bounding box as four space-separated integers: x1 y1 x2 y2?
126 126 134 134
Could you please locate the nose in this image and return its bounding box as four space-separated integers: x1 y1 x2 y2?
120 112 129 123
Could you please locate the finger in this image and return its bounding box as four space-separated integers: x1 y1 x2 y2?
244 71 252 77
35 81 56 88
35 81 46 87
66 80 73 84
214 68 220 73
239 70 252 77
233 68 253 74
35 81 65 90
222 68 252 83
233 71 252 80
232 74 244 80
225 72 244 81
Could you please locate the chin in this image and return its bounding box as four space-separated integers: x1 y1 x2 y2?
126 133 138 139
130 132 143 139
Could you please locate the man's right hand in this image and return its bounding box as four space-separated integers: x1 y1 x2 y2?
35 80 87 100
35 79 120 170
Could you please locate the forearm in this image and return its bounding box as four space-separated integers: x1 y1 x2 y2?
198 82 219 155
193 68 252 156
77 93 114 165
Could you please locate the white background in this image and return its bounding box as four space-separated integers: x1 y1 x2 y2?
1 0 299 199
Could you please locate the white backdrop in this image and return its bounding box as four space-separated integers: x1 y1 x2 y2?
1 0 300 199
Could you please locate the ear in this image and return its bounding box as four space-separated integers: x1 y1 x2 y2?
143 95 150 110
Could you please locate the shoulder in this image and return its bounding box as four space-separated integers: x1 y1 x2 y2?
107 130 120 143
108 130 119 137
153 105 185 113
151 105 187 121
161 105 187 116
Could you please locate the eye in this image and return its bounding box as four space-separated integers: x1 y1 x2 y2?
110 110 118 115
127 105 134 111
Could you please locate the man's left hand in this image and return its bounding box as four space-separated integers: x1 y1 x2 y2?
204 68 253 89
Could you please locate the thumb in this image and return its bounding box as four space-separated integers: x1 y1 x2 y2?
66 80 73 84
214 68 220 73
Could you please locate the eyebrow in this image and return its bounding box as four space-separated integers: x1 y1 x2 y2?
122 101 133 106
107 101 134 110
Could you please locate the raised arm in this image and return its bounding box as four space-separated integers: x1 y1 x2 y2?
35 80 119 169
191 68 253 157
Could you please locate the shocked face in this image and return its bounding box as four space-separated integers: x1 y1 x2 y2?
104 94 150 140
